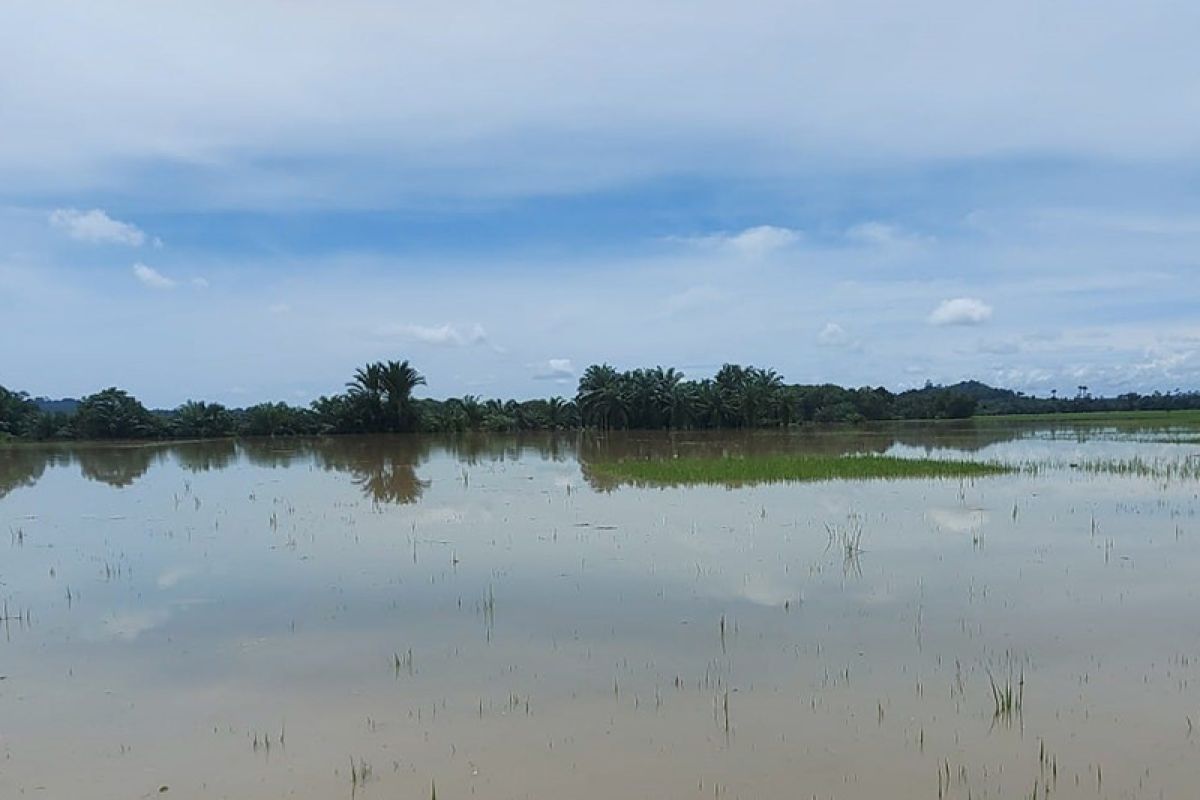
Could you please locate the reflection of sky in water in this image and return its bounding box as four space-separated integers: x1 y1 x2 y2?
1 426 1199 799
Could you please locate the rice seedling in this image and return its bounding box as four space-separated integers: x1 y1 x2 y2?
1065 456 1200 481
591 453 1012 487
393 647 414 677
987 667 1024 725
825 514 865 575
349 757 373 795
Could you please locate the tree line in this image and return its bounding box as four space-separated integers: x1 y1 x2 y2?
944 379 1200 415
3 359 1199 442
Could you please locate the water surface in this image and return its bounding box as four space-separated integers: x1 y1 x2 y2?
2 424 1199 798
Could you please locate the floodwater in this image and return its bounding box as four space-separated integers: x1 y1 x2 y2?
1 423 1199 799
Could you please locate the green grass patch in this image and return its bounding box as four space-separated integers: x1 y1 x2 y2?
591 453 1013 487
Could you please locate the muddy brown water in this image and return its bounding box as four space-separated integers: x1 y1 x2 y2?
1 423 1199 798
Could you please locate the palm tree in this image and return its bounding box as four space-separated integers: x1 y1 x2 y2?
173 400 235 438
743 367 784 426
649 367 684 429
692 380 730 429
379 360 426 432
623 368 660 428
347 360 425 432
545 396 578 429
577 364 628 429
347 363 384 401
347 362 387 430
75 387 161 440
654 371 695 429
714 364 750 427
459 395 485 430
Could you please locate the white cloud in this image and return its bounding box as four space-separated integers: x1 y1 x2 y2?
1119 343 1198 385
674 225 801 258
268 302 290 314
533 358 575 381
990 367 1056 390
50 208 146 246
4 2 1199 208
928 297 992 326
380 322 489 347
190 276 209 288
817 322 851 348
846 221 932 251
9 224 1200 404
726 225 801 256
132 262 175 289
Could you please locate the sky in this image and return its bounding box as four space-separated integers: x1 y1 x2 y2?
3 0 1200 407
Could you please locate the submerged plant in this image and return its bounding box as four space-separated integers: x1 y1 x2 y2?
349 757 373 796
825 513 866 575
987 667 1024 725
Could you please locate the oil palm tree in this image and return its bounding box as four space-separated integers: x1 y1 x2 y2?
714 364 750 427
173 400 235 438
650 367 687 429
347 363 384 401
347 360 425 432
577 364 628 430
545 396 578 429
458 395 485 430
624 368 659 428
743 367 784 427
347 362 387 430
692 380 730 429
379 359 426 432
75 387 161 440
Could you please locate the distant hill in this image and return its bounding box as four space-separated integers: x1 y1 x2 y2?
33 397 80 415
945 380 1027 403
937 381 1049 414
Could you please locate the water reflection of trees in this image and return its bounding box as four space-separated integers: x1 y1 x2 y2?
76 445 165 487
312 436 433 505
888 422 1034 454
238 433 577 504
237 438 318 469
442 431 574 465
2 444 167 495
0 421 1052 499
0 447 65 501
174 440 238 473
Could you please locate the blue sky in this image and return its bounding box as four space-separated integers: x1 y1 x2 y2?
3 1 1200 406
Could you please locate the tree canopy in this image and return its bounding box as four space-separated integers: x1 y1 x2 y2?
6 359 1200 443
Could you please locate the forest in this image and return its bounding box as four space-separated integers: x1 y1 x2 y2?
2 359 1199 441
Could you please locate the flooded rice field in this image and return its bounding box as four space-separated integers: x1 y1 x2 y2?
2 422 1199 799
